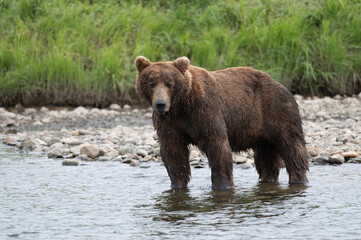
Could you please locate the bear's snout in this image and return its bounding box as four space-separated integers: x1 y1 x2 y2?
155 99 167 113
152 87 170 114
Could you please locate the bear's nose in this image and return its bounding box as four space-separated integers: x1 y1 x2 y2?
155 100 166 111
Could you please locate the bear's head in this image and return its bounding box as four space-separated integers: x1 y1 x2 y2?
135 56 191 114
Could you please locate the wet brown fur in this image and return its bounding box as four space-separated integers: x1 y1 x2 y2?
135 56 309 190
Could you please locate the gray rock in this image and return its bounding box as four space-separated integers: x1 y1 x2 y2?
5 128 17 135
80 145 100 159
119 146 136 155
329 154 345 164
136 148 148 157
62 159 79 166
47 148 63 158
312 156 329 165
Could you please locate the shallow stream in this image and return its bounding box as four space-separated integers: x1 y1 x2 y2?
1 145 360 239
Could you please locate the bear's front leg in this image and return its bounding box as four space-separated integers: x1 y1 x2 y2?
159 130 191 189
200 138 234 190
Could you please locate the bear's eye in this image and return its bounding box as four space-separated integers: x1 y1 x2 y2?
165 83 172 88
149 83 155 88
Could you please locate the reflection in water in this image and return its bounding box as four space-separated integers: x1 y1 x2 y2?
153 183 308 223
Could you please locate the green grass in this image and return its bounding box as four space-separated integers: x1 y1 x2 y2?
0 0 360 106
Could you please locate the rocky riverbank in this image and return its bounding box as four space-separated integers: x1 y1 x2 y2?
1 94 361 168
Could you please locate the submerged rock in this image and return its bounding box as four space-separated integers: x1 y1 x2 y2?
62 159 79 166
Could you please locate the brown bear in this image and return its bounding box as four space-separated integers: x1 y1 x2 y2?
135 56 309 190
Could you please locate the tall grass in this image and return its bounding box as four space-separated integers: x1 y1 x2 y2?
0 0 360 106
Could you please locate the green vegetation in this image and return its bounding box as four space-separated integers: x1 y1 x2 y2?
0 0 360 106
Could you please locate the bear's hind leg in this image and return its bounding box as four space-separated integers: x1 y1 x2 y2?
278 139 309 184
254 144 281 183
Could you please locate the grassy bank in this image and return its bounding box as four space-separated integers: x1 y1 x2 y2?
0 0 360 107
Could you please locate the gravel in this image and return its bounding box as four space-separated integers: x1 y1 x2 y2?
0 95 360 168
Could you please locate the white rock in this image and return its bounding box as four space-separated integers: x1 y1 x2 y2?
109 104 121 110
40 106 49 112
123 104 131 110
73 106 88 115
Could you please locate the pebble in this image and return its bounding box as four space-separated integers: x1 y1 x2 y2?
119 146 136 155
312 157 329 165
61 138 85 146
329 154 345 165
80 145 100 159
122 158 132 164
47 148 63 158
3 136 17 146
342 151 359 159
62 159 79 166
73 106 88 115
123 104 131 110
136 148 148 157
109 104 121 111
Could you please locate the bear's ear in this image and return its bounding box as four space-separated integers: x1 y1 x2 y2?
173 56 190 74
135 56 152 73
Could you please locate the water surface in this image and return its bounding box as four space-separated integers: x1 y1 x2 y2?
1 145 360 239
